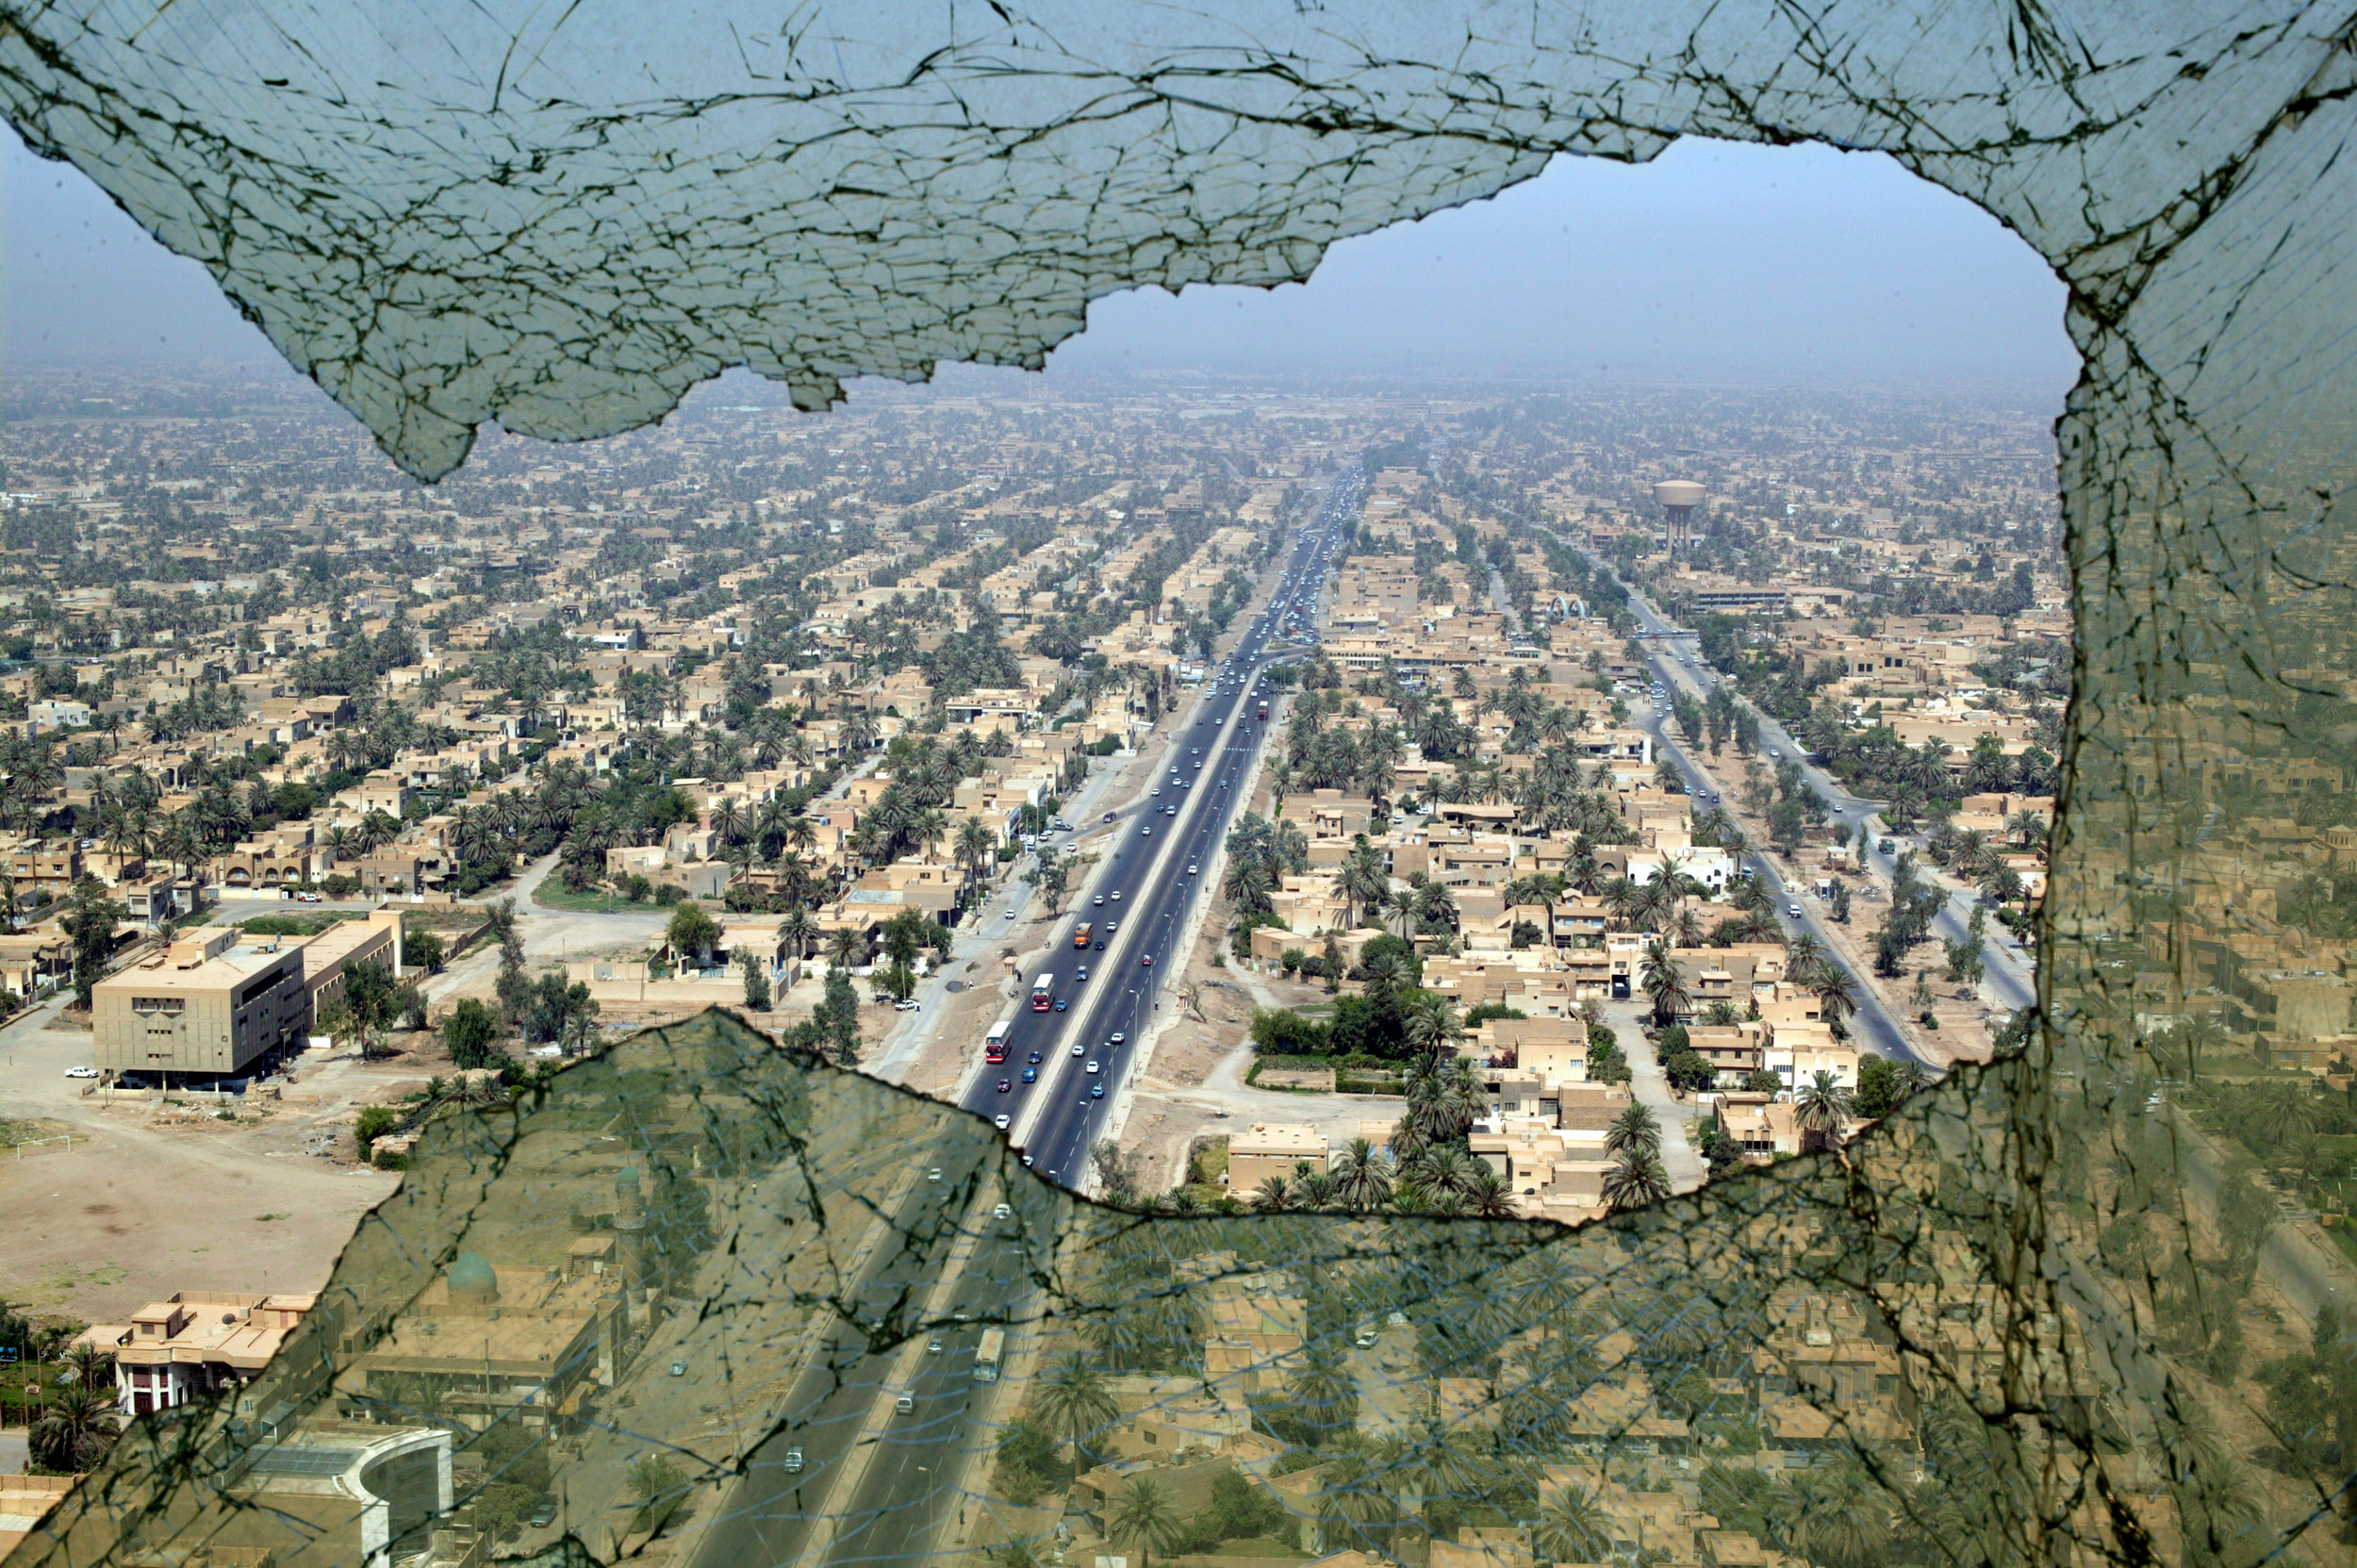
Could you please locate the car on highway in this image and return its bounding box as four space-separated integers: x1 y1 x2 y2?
1142 825 1152 835
1787 903 1803 916
1186 863 1198 875
63 1065 97 1079
1106 920 1117 933
1110 890 1121 900
1163 804 1177 815
1142 953 1155 967
1094 895 1105 906
1028 1049 1043 1064
1093 938 1105 949
995 1114 1011 1131
1071 1042 1085 1056
997 1078 1011 1093
1151 786 1162 797
1091 1083 1105 1099
928 1335 944 1354
1086 1061 1100 1075
1111 1032 1125 1045
1022 1066 1037 1082
1103 812 1115 822
1076 966 1088 981
1052 998 1067 1012
1003 907 1015 918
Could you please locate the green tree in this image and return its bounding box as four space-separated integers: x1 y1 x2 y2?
1033 1354 1119 1464
738 948 772 1010
60 877 125 1009
1794 1069 1854 1153
354 1104 402 1161
1108 1477 1184 1568
29 1381 115 1475
441 997 503 1069
666 902 721 966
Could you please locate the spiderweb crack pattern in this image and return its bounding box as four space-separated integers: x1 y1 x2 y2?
8 3 2357 1565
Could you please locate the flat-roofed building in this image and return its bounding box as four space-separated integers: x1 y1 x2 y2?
297 909 403 1017
1227 1123 1327 1194
75 1291 316 1416
92 927 308 1081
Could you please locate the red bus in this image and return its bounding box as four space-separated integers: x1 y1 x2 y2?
1030 974 1055 1013
984 1019 1012 1064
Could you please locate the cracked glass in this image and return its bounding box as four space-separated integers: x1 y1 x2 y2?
5 4 2356 1567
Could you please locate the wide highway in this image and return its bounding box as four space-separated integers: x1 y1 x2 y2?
678 470 1365 1568
960 467 1365 1185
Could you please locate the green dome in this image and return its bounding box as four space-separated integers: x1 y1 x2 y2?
616 1166 640 1190
446 1251 499 1297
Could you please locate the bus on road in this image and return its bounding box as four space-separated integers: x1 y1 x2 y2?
1030 974 1055 1013
984 1018 1013 1065
974 1328 1004 1383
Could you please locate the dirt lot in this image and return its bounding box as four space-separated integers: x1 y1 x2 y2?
0 998 428 1325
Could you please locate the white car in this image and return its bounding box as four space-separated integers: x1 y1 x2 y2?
63 1065 98 1080
1186 864 1198 876
1110 891 1121 901
1071 1042 1085 1056
1787 903 1803 917
1086 1061 1101 1075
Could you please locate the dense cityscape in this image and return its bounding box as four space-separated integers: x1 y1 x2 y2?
2 369 2339 1568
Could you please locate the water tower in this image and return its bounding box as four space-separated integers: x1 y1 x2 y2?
1653 480 1706 552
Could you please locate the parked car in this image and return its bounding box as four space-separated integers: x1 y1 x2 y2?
63 1065 98 1079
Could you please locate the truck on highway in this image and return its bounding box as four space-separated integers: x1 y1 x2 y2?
984 1018 1012 1065
1072 922 1093 949
1256 701 1269 721
974 1328 1004 1383
1031 974 1054 1013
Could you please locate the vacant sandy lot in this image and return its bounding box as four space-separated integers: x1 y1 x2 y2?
0 996 411 1325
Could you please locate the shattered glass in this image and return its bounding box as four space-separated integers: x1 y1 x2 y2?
7 3 2357 1566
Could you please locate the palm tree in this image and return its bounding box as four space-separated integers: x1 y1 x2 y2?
1640 941 1690 1029
1794 1069 1854 1153
1331 1138 1393 1211
1601 1148 1670 1211
1108 1477 1183 1568
1808 961 1859 1035
1405 996 1464 1061
1252 1174 1294 1213
1341 839 1390 930
1530 1482 1613 1565
824 924 867 972
1467 1166 1517 1217
1604 1103 1661 1160
29 1381 115 1473
777 909 818 962
1032 1354 1118 1464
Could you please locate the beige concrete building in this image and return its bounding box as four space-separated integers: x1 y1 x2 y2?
91 926 309 1081
299 909 403 1017
1227 1123 1327 1194
77 1290 316 1417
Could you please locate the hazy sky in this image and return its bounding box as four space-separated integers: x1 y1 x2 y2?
4 128 2078 391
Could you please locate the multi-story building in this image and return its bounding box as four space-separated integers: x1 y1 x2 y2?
91 927 311 1082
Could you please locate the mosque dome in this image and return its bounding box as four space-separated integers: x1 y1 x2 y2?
447 1251 500 1298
